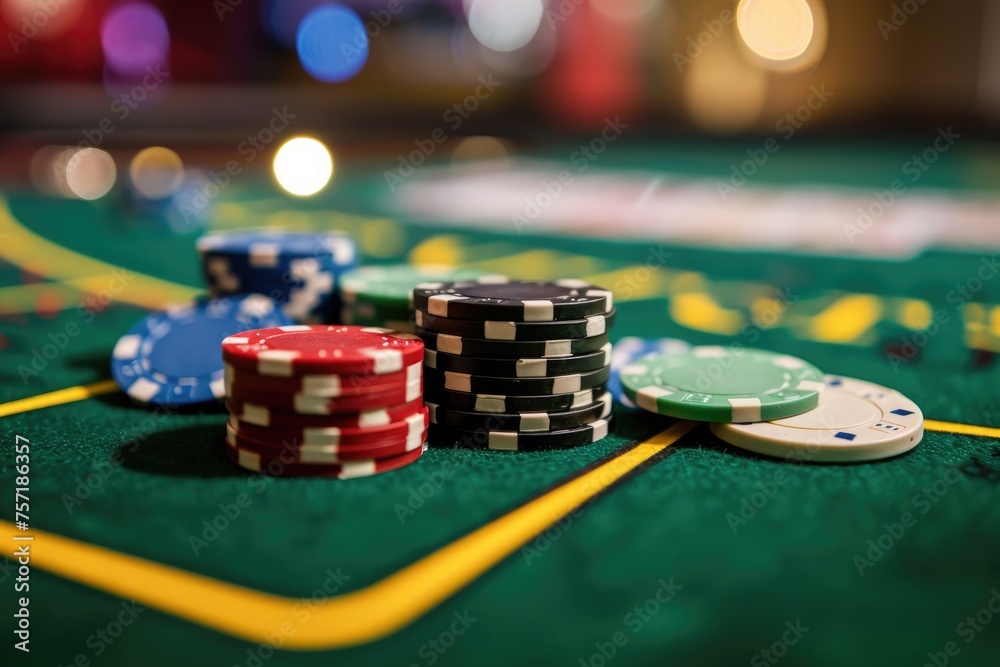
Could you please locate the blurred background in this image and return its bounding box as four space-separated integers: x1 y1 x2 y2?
0 0 996 245
2 0 997 134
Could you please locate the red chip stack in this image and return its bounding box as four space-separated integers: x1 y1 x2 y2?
221 325 427 478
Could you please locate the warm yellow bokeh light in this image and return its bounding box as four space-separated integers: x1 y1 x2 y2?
65 148 117 200
736 0 827 72
272 137 334 197
129 146 185 199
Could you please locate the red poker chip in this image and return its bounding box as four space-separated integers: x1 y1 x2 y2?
224 360 422 397
227 378 422 414
225 397 424 429
225 434 427 477
222 325 424 376
227 406 429 447
225 422 427 463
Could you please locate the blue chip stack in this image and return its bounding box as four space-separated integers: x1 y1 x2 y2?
196 229 358 324
110 293 293 406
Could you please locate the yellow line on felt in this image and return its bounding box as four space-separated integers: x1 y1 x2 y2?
924 419 1000 439
0 421 697 650
0 380 120 418
0 195 199 309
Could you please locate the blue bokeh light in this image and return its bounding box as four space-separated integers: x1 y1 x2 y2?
296 5 369 83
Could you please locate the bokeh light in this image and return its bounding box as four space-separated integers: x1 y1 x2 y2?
451 136 512 163
101 2 170 76
296 4 368 83
736 0 827 72
1 0 85 40
29 145 73 196
129 147 185 200
65 148 117 200
273 137 334 196
467 0 544 53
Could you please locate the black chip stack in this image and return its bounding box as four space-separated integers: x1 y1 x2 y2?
413 279 616 451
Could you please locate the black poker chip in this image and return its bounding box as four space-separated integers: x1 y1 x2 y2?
427 392 613 432
412 279 613 322
417 328 610 358
424 365 610 396
424 385 609 414
415 308 616 341
424 343 611 378
431 416 614 451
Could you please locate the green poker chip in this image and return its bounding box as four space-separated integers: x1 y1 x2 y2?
339 265 506 309
620 346 825 422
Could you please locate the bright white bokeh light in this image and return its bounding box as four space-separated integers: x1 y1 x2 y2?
273 137 333 197
129 146 185 199
737 0 814 62
467 0 544 53
65 148 117 200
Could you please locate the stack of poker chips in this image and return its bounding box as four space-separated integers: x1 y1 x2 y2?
338 265 506 333
197 229 358 325
413 279 616 451
613 344 925 463
221 325 428 478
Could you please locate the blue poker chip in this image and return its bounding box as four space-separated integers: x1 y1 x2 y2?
609 336 691 408
110 294 293 406
196 229 356 268
196 230 358 323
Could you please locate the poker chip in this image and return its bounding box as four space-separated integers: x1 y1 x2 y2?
229 407 428 447
197 229 358 324
621 346 824 422
433 417 613 451
424 385 608 414
710 375 924 463
197 229 357 266
228 378 422 414
228 427 427 465
415 308 615 341
424 365 610 395
428 393 612 432
424 343 611 378
414 276 616 450
226 437 427 477
224 360 422 397
412 279 613 322
417 329 610 358
226 397 424 428
608 336 692 407
110 294 292 406
222 325 424 376
227 416 426 459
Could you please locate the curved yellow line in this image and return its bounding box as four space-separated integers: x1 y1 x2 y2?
0 195 199 309
0 421 696 650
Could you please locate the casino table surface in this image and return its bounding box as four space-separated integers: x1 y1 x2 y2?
2 141 999 667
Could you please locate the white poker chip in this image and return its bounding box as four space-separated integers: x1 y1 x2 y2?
710 375 923 463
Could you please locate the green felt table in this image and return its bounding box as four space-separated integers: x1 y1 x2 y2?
2 140 999 667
